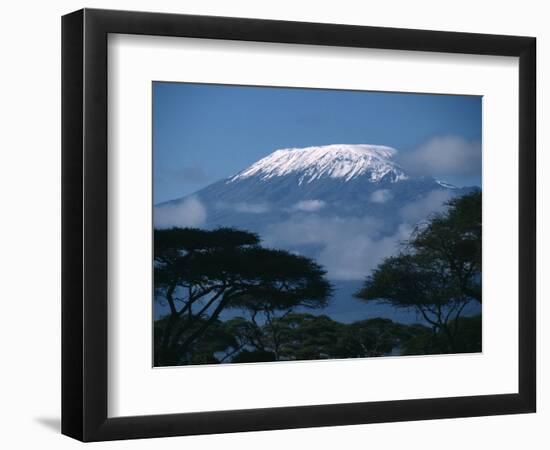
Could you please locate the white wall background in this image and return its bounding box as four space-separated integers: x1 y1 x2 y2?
0 0 546 448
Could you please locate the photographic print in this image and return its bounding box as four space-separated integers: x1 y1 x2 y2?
153 82 482 367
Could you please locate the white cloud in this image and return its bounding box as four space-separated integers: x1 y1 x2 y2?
369 189 393 204
399 190 453 223
263 215 383 248
317 224 412 280
263 190 453 281
154 196 207 229
263 214 392 281
399 136 481 178
291 199 326 212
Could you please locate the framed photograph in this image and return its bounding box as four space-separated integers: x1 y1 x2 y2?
61 8 536 442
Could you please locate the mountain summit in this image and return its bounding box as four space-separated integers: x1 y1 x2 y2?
155 143 479 322
230 144 408 185
157 143 472 228
155 142 476 243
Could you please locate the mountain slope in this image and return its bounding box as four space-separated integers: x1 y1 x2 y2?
160 145 469 230
155 144 479 323
230 144 407 184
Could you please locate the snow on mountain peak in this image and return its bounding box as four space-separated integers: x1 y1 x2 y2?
229 144 408 185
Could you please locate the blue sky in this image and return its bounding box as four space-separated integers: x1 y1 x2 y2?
153 82 481 203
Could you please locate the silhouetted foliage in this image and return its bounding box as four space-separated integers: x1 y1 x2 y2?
154 227 332 365
153 192 482 365
231 350 277 363
334 318 405 358
401 314 481 355
269 313 345 360
175 313 432 363
411 192 481 303
154 302 460 364
355 191 482 353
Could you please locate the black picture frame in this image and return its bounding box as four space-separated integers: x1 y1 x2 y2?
61 8 536 442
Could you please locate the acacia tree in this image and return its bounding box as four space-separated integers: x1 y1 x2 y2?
355 191 482 353
154 227 259 365
154 227 331 365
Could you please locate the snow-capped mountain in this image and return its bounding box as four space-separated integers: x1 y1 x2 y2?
156 143 475 231
155 144 479 323
230 144 408 184
158 144 470 230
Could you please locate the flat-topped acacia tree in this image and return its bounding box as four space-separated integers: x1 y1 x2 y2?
154 227 332 365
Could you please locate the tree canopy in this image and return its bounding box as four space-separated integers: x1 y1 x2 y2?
153 192 482 365
154 227 332 365
355 191 482 353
